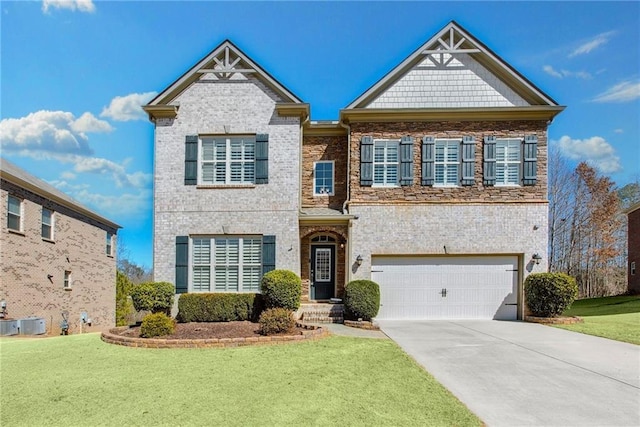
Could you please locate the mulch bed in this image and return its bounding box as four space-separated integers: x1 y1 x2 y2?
120 321 306 340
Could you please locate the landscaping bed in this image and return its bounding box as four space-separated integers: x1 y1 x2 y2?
102 321 327 348
120 321 307 340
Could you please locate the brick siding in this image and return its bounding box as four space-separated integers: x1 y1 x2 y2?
302 135 348 210
1 180 117 334
349 120 548 203
629 209 640 293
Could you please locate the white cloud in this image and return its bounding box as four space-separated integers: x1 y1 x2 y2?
543 65 562 78
70 156 152 189
569 31 616 58
71 112 114 133
614 129 624 134
100 92 158 121
592 80 640 103
555 135 622 174
72 188 152 218
543 65 591 79
60 171 77 180
0 110 111 156
42 0 95 13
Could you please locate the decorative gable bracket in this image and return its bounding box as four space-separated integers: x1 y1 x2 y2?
421 27 480 66
196 45 256 79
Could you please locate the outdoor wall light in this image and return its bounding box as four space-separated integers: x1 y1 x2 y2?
532 253 542 265
356 255 363 266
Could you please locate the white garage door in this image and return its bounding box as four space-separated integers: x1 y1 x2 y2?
372 256 519 320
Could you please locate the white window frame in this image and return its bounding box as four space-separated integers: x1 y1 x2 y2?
106 232 114 256
42 208 54 240
190 236 262 293
373 139 400 187
199 136 255 185
434 139 461 187
7 195 22 232
64 271 72 290
495 139 522 186
313 161 335 195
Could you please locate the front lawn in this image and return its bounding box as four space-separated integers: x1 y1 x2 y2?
0 333 481 426
555 295 640 345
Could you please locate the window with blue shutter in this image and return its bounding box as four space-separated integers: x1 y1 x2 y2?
360 136 374 186
522 135 538 186
175 236 189 294
483 136 496 186
461 136 475 186
421 136 435 186
400 136 414 186
185 135 198 185
262 235 276 276
255 134 269 184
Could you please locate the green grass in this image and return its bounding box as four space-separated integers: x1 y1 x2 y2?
555 295 640 345
0 334 481 427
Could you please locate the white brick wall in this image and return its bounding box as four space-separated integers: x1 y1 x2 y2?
367 53 529 108
349 203 548 279
153 74 301 284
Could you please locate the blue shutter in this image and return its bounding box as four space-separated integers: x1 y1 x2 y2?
262 235 276 276
400 136 414 186
360 136 374 186
255 134 269 184
461 136 475 186
523 135 538 186
175 236 189 294
184 135 198 185
483 136 496 186
421 136 435 186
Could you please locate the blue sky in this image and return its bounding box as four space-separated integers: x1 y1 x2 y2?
2 1 639 268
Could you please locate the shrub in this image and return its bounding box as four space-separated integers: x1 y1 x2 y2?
344 280 380 321
116 271 135 326
258 308 295 335
177 293 264 323
140 312 176 338
130 282 175 314
525 273 578 317
260 270 301 311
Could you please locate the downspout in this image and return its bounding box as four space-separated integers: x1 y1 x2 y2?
339 112 352 284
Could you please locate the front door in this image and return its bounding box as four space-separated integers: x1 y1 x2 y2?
311 245 335 300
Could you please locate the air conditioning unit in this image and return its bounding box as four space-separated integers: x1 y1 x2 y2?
18 317 46 335
0 319 18 336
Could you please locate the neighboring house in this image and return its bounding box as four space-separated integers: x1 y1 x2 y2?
627 202 640 294
0 158 121 334
145 21 563 321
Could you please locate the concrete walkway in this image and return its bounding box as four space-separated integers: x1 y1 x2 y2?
380 320 640 427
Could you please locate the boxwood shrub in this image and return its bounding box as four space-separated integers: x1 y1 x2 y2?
344 280 380 321
176 293 264 323
130 281 174 314
260 270 301 311
258 308 295 335
140 312 176 338
525 272 578 317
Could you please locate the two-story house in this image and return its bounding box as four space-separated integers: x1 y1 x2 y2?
1 158 121 334
145 21 563 321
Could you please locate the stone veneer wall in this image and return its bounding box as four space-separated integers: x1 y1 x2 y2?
299 225 348 301
153 74 302 285
629 208 640 293
349 120 548 203
301 135 348 210
1 180 117 334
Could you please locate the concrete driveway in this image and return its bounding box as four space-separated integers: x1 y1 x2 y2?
379 320 640 427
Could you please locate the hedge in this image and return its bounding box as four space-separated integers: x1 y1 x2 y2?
260 270 302 311
176 293 264 323
525 272 578 317
140 312 176 338
344 280 380 321
258 308 295 335
130 281 174 314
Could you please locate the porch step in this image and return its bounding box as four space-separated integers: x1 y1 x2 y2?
297 304 344 324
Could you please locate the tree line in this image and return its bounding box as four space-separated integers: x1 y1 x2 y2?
548 148 639 297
